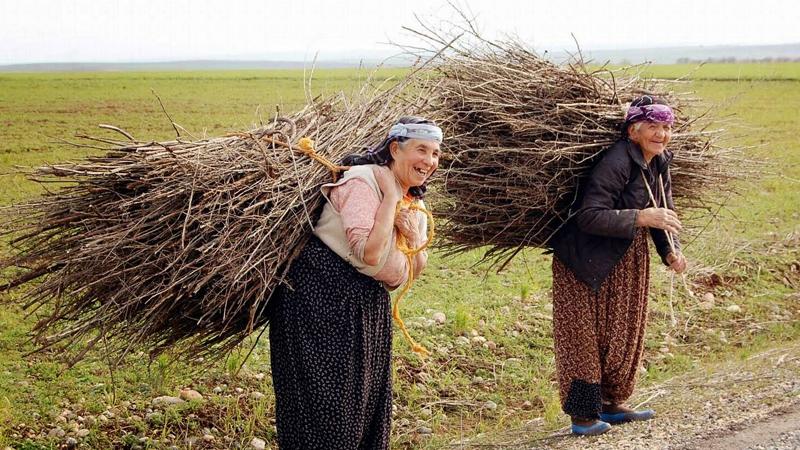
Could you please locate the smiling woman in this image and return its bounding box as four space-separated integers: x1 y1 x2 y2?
548 95 688 436
265 116 442 450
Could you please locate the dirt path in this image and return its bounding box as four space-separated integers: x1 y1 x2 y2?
700 403 800 450
459 341 800 449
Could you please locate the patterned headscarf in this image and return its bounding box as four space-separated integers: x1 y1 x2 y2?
341 116 441 199
622 95 674 136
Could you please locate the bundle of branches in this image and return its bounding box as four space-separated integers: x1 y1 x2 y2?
0 76 429 365
404 27 745 266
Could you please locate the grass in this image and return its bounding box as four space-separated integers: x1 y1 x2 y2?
1 63 799 448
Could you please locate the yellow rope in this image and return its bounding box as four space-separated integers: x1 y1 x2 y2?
256 135 346 181
392 198 435 357
280 136 435 355
296 137 345 179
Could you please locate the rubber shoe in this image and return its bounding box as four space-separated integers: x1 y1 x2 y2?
599 408 655 424
571 420 612 436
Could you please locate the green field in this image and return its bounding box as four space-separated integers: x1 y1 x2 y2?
1 63 799 449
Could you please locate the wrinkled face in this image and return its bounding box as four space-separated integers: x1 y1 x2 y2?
389 138 441 190
628 121 672 161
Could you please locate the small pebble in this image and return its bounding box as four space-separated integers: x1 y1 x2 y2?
251 437 267 450
179 388 203 401
472 335 487 345
727 304 742 313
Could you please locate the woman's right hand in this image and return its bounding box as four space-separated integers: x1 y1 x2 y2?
371 166 401 203
635 207 682 234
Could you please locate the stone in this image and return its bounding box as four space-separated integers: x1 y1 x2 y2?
254 372 266 381
152 396 185 407
455 336 470 346
486 340 497 350
179 388 203 401
727 304 742 313
702 292 715 302
251 437 267 450
76 428 90 438
250 391 266 400
417 426 433 435
64 437 78 448
471 336 487 345
48 427 66 438
432 312 446 324
483 400 498 410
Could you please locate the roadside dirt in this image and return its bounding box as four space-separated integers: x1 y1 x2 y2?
458 341 800 449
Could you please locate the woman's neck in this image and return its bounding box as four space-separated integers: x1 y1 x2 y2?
389 164 411 194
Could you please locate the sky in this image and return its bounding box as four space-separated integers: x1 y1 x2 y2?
1 0 798 65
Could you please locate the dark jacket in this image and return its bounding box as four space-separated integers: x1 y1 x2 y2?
550 138 680 291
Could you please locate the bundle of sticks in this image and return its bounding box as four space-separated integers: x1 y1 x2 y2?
0 78 430 365
407 31 745 266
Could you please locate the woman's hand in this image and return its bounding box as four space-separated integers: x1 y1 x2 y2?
635 207 682 235
395 208 421 246
666 251 687 273
371 165 401 203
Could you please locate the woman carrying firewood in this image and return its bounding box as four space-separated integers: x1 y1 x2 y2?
549 95 688 436
266 116 442 449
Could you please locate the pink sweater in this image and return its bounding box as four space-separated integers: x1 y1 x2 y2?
329 178 425 288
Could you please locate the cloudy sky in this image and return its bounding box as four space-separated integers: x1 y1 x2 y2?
1 0 798 64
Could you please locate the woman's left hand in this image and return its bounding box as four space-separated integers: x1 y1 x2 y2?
666 251 687 274
395 208 420 245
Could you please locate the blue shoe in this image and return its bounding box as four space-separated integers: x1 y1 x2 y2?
599 408 655 424
571 420 612 436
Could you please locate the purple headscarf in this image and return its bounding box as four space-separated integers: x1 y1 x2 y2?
622 95 674 136
625 103 675 125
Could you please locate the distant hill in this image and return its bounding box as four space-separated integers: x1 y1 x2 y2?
570 42 800 65
1 43 799 72
0 59 405 73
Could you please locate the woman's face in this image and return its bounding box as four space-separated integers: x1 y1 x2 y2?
389 138 441 191
628 121 672 161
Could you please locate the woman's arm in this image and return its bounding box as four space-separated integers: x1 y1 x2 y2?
647 168 683 265
576 151 639 239
362 166 402 266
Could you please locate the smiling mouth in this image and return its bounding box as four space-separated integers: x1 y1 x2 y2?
414 167 428 177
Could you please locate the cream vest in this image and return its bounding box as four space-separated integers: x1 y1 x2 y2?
312 164 427 278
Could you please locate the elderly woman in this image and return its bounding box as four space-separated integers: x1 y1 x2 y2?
267 116 442 449
550 96 687 435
